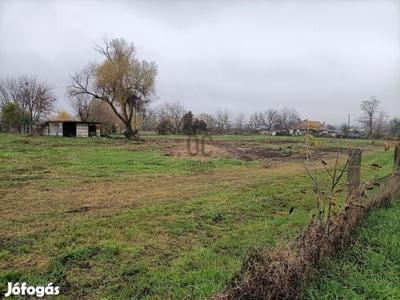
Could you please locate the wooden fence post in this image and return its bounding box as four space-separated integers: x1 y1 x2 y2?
346 148 362 197
394 144 400 174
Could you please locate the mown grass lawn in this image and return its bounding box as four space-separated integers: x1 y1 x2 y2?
301 193 400 300
0 133 395 299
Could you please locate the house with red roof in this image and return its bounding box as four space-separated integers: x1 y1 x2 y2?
292 119 329 136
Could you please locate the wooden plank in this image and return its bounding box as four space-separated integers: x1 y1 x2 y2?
49 122 62 136
76 124 88 137
346 148 362 197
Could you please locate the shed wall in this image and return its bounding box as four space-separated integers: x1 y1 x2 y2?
43 122 101 137
96 124 101 137
47 122 63 136
76 123 88 137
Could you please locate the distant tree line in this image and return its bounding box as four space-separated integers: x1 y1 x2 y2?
139 97 399 139
1 37 399 140
137 100 302 136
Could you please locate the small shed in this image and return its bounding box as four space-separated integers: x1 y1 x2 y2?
43 121 101 137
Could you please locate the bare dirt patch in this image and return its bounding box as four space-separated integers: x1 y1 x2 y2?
146 138 311 162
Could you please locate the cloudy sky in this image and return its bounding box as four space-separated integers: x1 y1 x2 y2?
1 0 399 126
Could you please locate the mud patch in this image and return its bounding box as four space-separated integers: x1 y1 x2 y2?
145 137 347 163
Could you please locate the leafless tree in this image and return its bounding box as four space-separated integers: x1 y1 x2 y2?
233 111 247 130
264 108 279 131
156 100 185 134
214 108 231 133
67 37 158 140
387 117 400 139
0 78 27 132
248 110 265 130
140 107 158 131
373 110 389 139
69 94 92 122
358 96 384 138
197 113 215 132
276 107 300 135
0 75 56 132
23 75 56 126
0 77 20 106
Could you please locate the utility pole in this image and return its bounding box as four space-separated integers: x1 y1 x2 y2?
347 114 350 137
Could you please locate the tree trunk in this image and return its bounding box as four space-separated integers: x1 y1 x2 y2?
123 121 142 141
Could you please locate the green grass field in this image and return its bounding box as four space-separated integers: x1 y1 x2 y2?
0 133 396 299
301 193 400 300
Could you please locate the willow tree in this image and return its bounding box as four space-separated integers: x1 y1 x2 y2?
68 38 158 140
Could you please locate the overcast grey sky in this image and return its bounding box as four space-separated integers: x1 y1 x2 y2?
1 0 399 126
